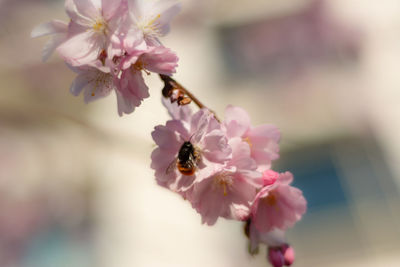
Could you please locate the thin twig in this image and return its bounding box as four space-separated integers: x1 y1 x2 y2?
159 74 220 122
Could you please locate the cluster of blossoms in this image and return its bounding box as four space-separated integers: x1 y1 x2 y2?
33 1 307 266
152 99 307 267
32 0 180 115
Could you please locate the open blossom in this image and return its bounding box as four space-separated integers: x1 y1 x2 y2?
190 137 262 225
223 105 281 171
57 0 128 66
31 20 68 62
251 170 307 232
69 65 115 104
128 0 181 45
116 44 179 115
33 0 181 116
151 108 232 194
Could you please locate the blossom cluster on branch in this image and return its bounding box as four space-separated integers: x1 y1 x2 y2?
32 1 307 266
32 0 180 115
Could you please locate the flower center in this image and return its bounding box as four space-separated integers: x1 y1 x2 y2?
90 72 113 96
243 137 252 148
263 192 278 207
133 59 150 75
139 14 162 38
92 19 107 34
213 172 234 196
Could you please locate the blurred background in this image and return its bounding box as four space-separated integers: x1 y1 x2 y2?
1 0 400 266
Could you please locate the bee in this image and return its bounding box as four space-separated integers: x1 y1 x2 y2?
167 140 200 176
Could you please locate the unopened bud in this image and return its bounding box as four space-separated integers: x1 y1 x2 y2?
268 247 284 267
282 244 295 266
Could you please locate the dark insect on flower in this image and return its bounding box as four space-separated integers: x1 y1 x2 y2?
167 141 200 176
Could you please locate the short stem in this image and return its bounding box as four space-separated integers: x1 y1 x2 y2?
159 74 221 122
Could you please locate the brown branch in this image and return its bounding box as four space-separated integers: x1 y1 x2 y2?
159 74 220 122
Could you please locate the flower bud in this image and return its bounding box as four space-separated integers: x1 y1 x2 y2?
282 244 295 266
268 247 284 267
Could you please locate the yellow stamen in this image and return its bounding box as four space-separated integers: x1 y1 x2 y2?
223 183 228 196
147 14 161 27
93 21 104 31
213 172 233 197
243 137 252 148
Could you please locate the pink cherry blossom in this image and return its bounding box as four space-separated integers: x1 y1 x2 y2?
128 0 181 45
57 0 128 66
251 170 307 232
151 108 232 194
189 137 262 225
69 66 115 104
224 105 281 171
31 20 68 62
115 45 179 115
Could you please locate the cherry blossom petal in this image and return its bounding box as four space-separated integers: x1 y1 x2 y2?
57 30 104 66
147 0 181 36
101 0 124 20
140 46 178 74
161 97 193 122
31 20 68 38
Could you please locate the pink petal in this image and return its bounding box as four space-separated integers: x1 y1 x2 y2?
41 35 66 62
247 124 280 147
57 31 104 66
224 105 251 137
201 130 232 163
73 0 101 21
65 0 93 26
161 97 193 122
101 0 124 20
141 46 178 75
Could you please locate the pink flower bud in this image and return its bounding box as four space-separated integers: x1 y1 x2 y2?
268 247 284 267
282 244 295 266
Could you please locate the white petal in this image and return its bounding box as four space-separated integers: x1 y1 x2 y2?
57 31 103 66
70 71 92 96
116 90 135 116
31 20 67 38
150 0 181 36
41 35 66 62
65 0 94 26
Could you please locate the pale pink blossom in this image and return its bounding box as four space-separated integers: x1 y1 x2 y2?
115 45 179 115
57 0 128 66
251 170 307 232
128 0 181 45
31 20 68 62
223 105 281 171
151 109 231 193
69 66 115 104
189 137 262 225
